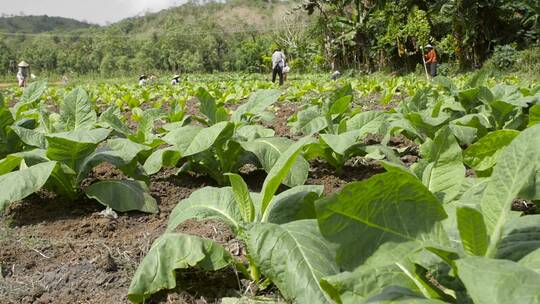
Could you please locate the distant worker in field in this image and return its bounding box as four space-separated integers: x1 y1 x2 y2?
171 74 180 85
139 74 148 86
331 70 341 81
271 48 286 86
424 44 438 77
16 61 30 87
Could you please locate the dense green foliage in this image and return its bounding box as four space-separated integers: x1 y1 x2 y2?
1 71 539 302
0 0 538 77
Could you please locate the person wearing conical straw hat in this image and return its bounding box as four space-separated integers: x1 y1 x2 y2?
171 74 180 85
17 61 30 87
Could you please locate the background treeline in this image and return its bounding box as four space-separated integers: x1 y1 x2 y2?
0 0 538 77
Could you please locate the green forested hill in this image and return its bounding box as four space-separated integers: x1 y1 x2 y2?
0 15 94 33
0 0 306 75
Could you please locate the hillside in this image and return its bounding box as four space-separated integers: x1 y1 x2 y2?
108 0 304 34
0 15 94 33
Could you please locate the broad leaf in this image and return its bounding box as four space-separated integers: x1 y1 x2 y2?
167 187 243 232
59 88 97 131
0 161 56 212
421 126 465 203
86 180 158 213
529 104 540 127
495 215 540 261
316 171 447 269
463 130 520 171
260 136 314 219
142 148 182 175
46 129 111 172
456 207 488 256
456 257 540 304
240 137 309 188
163 122 232 156
128 233 231 303
320 264 421 304
519 248 540 272
232 89 281 122
196 87 228 125
235 125 275 141
10 126 47 149
481 124 540 256
226 173 255 222
265 185 324 224
247 220 338 303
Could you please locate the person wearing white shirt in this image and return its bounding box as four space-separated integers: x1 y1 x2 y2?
271 49 286 85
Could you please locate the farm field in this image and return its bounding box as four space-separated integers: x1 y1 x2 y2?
0 71 539 304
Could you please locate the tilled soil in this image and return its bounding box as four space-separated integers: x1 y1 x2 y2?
0 98 425 304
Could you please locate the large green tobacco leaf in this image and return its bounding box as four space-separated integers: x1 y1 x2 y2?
128 233 232 303
420 126 465 203
405 112 449 139
167 187 243 233
320 264 421 304
163 122 232 156
59 88 97 131
456 257 540 304
10 125 47 149
463 130 520 172
364 286 447 304
456 207 488 256
0 161 57 212
196 87 228 125
529 104 540 127
240 137 309 188
98 106 131 135
20 81 47 104
142 148 182 175
265 185 324 224
320 131 361 156
247 220 338 303
235 125 275 141
481 124 540 256
316 171 447 270
260 136 314 219
519 248 540 272
45 128 111 172
78 138 151 181
448 124 477 146
86 180 158 213
232 89 281 122
346 111 386 134
495 215 540 261
290 106 328 135
226 173 255 222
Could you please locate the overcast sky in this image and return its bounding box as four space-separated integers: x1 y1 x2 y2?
0 0 188 25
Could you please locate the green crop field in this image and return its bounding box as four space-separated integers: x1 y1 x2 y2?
1 0 540 303
1 71 539 303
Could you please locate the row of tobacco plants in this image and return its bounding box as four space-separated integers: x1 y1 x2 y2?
1 72 539 303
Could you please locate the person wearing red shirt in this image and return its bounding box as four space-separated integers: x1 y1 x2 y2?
424 44 438 77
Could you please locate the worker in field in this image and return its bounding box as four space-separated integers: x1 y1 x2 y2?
331 70 341 81
271 48 286 86
171 74 180 85
139 75 148 86
16 61 30 87
424 44 438 77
